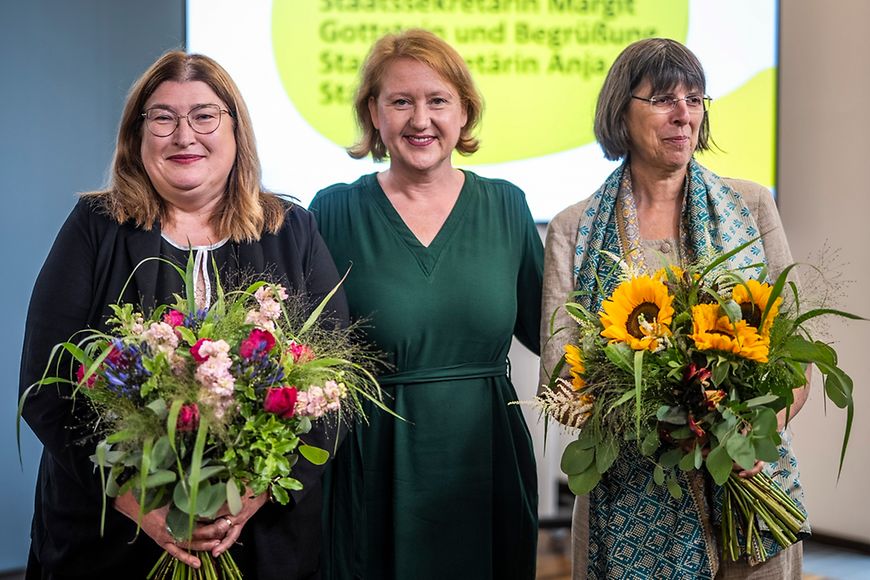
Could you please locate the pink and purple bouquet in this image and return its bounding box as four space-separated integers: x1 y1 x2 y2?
22 257 386 579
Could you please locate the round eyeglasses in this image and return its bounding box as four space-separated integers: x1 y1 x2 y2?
631 94 712 114
142 104 232 137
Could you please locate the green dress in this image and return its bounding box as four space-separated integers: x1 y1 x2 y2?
310 171 543 580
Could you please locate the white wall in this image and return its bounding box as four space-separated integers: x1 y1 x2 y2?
779 0 870 544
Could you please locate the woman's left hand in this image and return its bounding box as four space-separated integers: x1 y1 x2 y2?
206 489 269 558
735 460 764 479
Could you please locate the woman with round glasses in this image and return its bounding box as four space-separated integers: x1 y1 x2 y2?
20 51 347 579
541 38 808 578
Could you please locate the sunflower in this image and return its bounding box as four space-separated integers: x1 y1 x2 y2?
563 344 586 391
689 304 770 363
653 265 685 282
599 276 674 351
732 279 782 337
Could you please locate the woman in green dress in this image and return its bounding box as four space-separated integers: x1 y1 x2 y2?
310 29 543 580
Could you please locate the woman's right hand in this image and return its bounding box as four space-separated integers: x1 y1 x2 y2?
113 492 225 568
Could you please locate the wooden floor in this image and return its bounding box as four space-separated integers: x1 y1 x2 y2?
3 533 867 579
535 530 870 579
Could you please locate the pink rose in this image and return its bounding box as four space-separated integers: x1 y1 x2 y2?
190 338 210 363
177 403 200 432
163 310 185 328
263 386 298 419
288 341 315 364
75 364 96 389
239 329 276 359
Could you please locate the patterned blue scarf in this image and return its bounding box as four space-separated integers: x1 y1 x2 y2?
573 159 765 312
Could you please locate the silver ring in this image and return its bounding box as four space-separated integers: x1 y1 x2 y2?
224 517 233 528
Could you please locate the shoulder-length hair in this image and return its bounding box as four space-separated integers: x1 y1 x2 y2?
594 38 713 161
347 28 483 161
84 50 284 242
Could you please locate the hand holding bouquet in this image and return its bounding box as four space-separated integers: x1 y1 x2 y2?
537 244 862 562
20 256 387 579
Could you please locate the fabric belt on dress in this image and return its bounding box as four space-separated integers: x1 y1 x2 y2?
377 361 508 386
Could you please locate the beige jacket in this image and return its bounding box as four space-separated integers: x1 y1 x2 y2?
539 178 797 579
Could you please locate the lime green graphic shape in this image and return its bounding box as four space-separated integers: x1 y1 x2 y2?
272 0 688 164
696 68 776 189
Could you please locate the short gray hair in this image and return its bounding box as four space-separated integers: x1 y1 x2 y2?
594 38 712 161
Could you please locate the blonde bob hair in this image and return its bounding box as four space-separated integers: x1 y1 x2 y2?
348 29 483 161
594 38 713 161
84 51 284 242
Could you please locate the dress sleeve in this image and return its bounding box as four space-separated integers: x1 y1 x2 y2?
513 192 545 355
539 202 586 394
19 200 104 490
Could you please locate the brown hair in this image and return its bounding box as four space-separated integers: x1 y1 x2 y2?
347 29 483 161
594 38 713 161
83 50 284 242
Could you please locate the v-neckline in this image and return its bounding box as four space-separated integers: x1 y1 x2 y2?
366 170 473 277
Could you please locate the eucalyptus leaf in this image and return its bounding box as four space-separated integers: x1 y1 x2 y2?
678 450 696 472
725 434 757 471
656 405 687 425
751 407 778 438
576 427 601 450
173 481 192 514
693 443 703 470
144 470 177 489
166 506 191 540
297 416 312 435
150 436 173 470
595 437 619 474
653 464 665 485
561 441 595 475
659 448 682 469
752 437 781 463
197 482 227 519
666 474 684 499
195 465 228 483
568 469 602 495
711 421 732 442
668 427 693 440
706 444 732 485
226 478 242 515
641 430 661 456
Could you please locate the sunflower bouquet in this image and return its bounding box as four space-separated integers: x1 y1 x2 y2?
19 256 387 580
537 244 860 562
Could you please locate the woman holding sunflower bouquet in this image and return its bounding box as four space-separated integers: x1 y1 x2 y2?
540 38 809 578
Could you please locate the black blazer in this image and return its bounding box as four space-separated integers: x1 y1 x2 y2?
19 198 348 579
